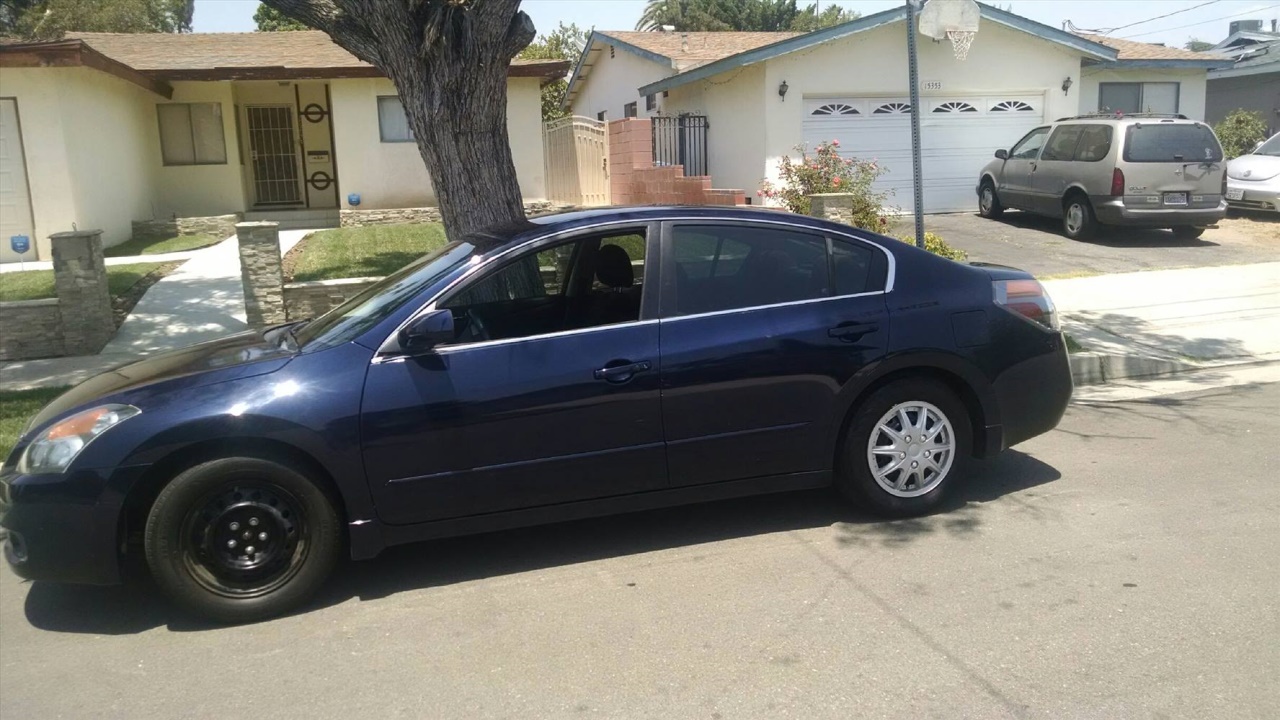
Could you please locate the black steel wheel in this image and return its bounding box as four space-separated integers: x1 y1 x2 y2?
145 457 341 624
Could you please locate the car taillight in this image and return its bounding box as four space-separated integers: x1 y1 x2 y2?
1111 167 1125 197
993 279 1059 331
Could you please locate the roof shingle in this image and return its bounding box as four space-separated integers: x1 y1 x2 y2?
599 30 798 71
1076 33 1227 61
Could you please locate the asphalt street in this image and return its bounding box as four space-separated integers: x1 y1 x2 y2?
2 381 1278 719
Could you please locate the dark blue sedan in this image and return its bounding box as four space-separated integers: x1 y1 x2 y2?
2 207 1071 622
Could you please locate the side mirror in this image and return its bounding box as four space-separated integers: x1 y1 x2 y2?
994 149 1009 160
1254 140 1265 152
398 309 454 352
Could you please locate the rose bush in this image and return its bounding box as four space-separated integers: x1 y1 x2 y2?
759 140 892 232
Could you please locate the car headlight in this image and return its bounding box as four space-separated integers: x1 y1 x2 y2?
17 405 141 474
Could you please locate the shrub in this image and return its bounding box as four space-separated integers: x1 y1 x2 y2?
759 140 893 232
896 232 968 262
1215 110 1269 159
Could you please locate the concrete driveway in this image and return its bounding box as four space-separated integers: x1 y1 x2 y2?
903 211 1280 279
2 381 1278 719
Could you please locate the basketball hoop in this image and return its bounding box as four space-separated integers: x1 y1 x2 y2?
919 0 981 61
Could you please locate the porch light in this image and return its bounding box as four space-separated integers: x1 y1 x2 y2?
1061 76 1073 95
778 80 789 100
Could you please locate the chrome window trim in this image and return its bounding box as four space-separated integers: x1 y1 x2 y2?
376 215 897 356
660 289 887 324
430 318 660 355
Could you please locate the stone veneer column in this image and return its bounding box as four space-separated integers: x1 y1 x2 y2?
50 230 113 355
808 193 855 224
236 222 286 327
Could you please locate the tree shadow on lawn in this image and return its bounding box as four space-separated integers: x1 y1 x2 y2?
987 211 1220 250
22 450 1060 635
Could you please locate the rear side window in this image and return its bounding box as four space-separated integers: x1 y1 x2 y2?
1124 124 1223 163
670 226 830 316
1041 125 1085 161
1073 125 1113 162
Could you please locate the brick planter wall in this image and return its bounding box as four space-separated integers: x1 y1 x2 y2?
283 277 381 320
340 201 567 228
0 300 65 360
607 118 747 207
133 214 242 241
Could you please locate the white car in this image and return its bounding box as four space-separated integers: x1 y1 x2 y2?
1226 133 1280 212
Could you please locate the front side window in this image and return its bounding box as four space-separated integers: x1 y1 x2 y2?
377 96 414 142
1009 127 1050 160
1073 125 1113 162
669 225 831 317
439 230 647 345
1123 123 1223 163
157 103 227 165
1041 125 1086 162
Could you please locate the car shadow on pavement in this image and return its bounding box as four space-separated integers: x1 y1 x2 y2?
991 212 1220 249
22 451 1060 635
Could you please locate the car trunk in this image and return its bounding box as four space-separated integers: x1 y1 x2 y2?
1119 122 1224 211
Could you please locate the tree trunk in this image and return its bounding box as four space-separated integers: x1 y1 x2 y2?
263 0 536 240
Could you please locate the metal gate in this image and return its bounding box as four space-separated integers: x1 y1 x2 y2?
652 115 709 177
246 105 302 205
543 116 610 207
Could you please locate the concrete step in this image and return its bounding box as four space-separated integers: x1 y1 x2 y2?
243 209 340 230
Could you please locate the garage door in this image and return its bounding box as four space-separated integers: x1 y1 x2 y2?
0 99 36 263
802 95 1045 213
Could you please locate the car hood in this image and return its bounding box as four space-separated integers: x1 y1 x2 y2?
1227 154 1280 180
28 330 295 432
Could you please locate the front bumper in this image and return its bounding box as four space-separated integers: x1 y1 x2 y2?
1 468 134 586
1225 180 1280 212
1092 197 1227 227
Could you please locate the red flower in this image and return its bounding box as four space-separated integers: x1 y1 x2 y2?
832 177 842 187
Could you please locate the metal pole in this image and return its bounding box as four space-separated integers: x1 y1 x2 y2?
905 0 925 248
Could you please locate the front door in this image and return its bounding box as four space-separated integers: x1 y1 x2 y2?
657 221 890 487
997 126 1050 210
246 105 302 206
360 226 666 525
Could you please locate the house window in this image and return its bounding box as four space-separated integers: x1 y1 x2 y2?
646 93 657 112
597 110 608 122
157 103 227 166
624 102 638 118
1098 82 1179 114
377 96 414 142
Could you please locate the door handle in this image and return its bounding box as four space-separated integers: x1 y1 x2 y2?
828 322 879 341
594 360 652 382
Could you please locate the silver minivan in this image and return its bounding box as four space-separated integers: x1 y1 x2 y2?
977 114 1227 240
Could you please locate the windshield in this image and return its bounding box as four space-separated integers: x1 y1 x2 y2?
1123 123 1223 163
1255 134 1280 156
293 241 479 351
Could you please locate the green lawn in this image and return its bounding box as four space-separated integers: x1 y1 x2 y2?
0 263 169 302
104 233 221 258
0 387 68 461
290 223 449 282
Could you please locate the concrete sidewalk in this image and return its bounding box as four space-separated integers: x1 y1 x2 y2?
1 230 311 391
1044 262 1280 385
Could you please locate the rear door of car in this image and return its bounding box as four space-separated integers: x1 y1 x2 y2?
1118 122 1225 212
1029 123 1087 215
655 219 890 488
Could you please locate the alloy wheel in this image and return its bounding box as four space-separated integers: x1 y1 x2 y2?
980 187 994 213
1065 203 1085 235
866 401 956 498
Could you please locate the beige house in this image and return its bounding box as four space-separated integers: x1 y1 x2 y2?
565 4 1229 213
0 32 566 262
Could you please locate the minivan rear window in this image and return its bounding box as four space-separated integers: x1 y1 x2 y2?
1123 124 1223 163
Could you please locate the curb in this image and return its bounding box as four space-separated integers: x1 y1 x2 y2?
1069 351 1193 387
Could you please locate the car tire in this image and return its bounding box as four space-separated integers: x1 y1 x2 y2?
1062 196 1098 241
836 378 972 518
1172 226 1205 240
144 457 342 624
978 181 1004 219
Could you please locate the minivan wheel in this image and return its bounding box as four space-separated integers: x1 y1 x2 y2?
144 457 341 624
978 181 1004 218
1062 196 1098 240
1172 226 1205 240
836 378 972 517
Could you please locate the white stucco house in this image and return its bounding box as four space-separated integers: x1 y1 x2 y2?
565 3 1230 212
0 31 566 261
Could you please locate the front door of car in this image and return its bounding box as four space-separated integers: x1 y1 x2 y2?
656 221 890 488
360 225 667 525
998 126 1050 209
